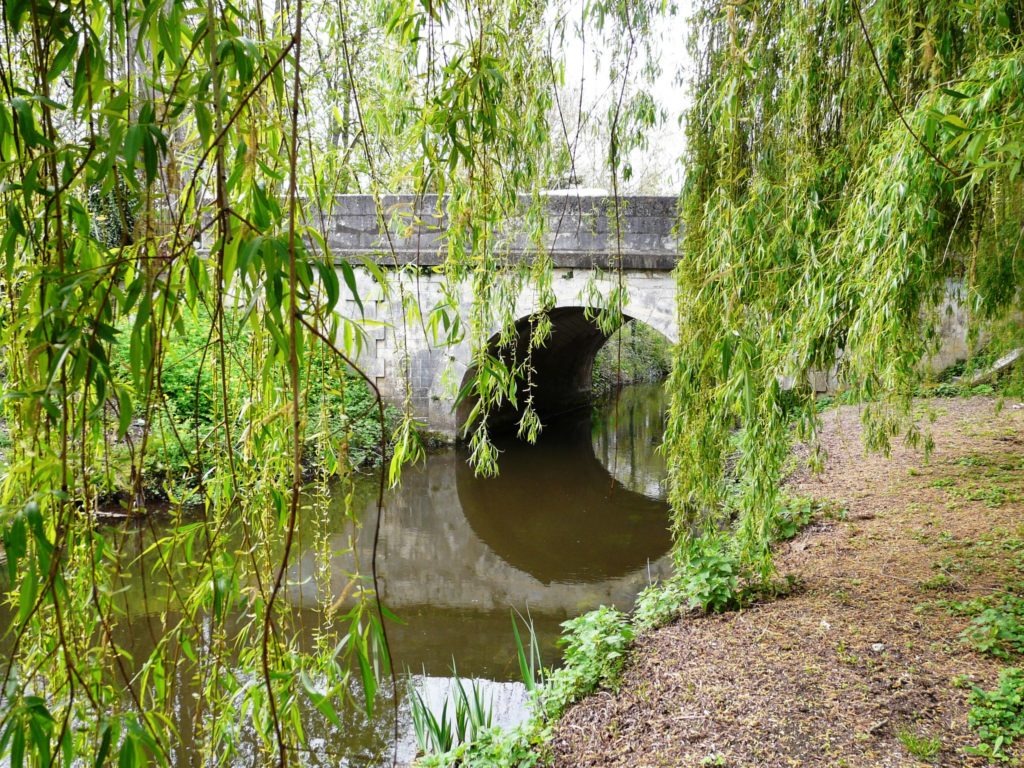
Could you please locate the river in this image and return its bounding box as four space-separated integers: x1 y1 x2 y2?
2 382 672 766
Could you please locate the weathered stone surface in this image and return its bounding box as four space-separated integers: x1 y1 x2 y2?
328 192 682 439
324 196 971 434
325 193 681 272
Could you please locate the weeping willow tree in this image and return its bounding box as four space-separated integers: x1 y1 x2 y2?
0 0 674 762
666 0 1024 572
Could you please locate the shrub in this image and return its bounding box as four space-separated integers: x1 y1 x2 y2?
634 575 690 632
677 534 740 613
538 606 634 719
103 307 395 502
592 321 671 392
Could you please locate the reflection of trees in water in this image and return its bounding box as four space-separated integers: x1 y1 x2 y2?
590 382 668 501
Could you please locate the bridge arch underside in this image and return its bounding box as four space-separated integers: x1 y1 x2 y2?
457 306 644 436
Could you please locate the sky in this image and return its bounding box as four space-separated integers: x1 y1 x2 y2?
555 0 693 194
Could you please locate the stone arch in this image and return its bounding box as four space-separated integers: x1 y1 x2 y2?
454 304 672 436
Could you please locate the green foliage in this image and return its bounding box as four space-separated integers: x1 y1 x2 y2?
97 309 394 501
413 605 639 767
636 495 817 629
536 606 634 721
939 582 1024 758
675 533 741 613
592 321 672 393
667 0 1024 582
409 673 495 757
771 496 814 542
968 668 1024 761
897 728 942 762
512 611 544 694
416 725 540 768
634 574 691 632
962 596 1024 661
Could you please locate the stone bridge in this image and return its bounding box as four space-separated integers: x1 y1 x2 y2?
326 193 680 439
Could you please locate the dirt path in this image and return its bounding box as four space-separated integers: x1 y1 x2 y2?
548 398 1024 767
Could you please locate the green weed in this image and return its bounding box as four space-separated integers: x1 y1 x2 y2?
962 596 1024 660
896 728 941 761
967 668 1024 761
537 606 634 720
409 672 494 757
918 573 956 592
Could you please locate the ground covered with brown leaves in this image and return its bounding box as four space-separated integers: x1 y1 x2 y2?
548 397 1024 767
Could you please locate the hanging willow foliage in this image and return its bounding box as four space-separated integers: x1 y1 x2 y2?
666 0 1024 571
0 0 673 762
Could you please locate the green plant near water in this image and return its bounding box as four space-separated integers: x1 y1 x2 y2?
409 617 543 767
79 307 398 503
592 321 672 393
635 494 816 629
536 606 635 721
413 607 637 767
673 533 740 614
409 674 494 757
415 725 541 768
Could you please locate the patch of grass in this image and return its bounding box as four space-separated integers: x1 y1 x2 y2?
955 453 990 467
897 728 941 762
834 640 861 666
918 573 957 592
953 483 1013 508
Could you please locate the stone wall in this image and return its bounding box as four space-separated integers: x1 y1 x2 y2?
325 194 681 438
325 193 679 270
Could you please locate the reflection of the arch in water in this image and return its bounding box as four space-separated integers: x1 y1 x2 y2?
590 382 668 501
290 391 673 599
456 386 671 585
19 384 675 766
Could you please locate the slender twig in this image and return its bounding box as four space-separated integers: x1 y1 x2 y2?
262 0 304 755
852 0 958 178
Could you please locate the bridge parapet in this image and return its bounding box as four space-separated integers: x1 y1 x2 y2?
326 193 680 271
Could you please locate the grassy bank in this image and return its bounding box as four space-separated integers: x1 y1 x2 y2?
548 396 1024 766
592 321 672 394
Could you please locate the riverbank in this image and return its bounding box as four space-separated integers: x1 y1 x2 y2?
548 397 1024 766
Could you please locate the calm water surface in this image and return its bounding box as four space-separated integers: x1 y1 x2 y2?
5 382 672 766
